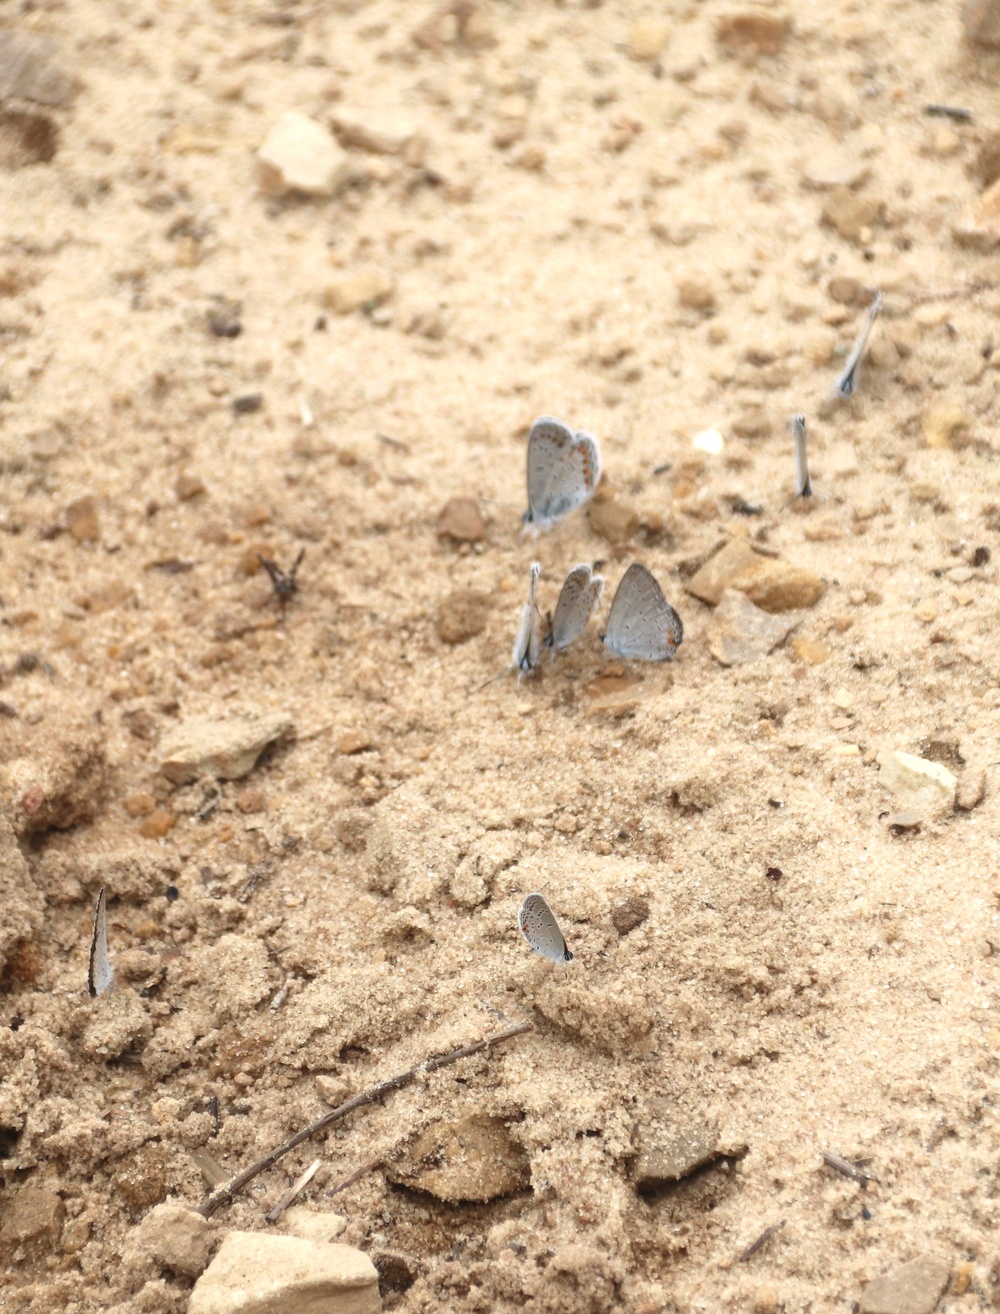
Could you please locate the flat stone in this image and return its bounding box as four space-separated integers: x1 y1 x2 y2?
387 1114 529 1203
801 152 870 191
189 1232 380 1314
708 589 799 666
323 270 395 315
859 1255 950 1314
0 1187 65 1248
922 402 971 449
131 1204 212 1278
686 540 825 613
0 31 80 107
952 176 1000 248
331 108 417 155
588 498 640 544
963 0 1000 45
257 111 350 198
158 709 294 783
715 10 787 55
634 1101 722 1188
281 1207 347 1244
436 589 493 644
437 497 486 543
878 751 957 818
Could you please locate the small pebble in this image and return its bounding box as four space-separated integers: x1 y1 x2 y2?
588 498 639 544
922 401 971 449
257 111 350 198
715 11 787 55
337 732 374 755
790 637 831 665
628 18 669 60
123 792 157 818
956 770 986 811
611 896 650 936
437 590 493 644
141 810 177 840
953 176 1000 249
66 495 99 543
323 270 395 315
858 1254 950 1314
437 497 486 543
176 473 206 501
677 276 716 311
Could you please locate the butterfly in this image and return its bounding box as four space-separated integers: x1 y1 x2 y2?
834 291 883 398
601 563 683 661
523 416 601 531
512 562 543 674
546 563 605 653
518 893 574 964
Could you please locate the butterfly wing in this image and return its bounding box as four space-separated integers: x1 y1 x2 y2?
834 291 882 397
518 893 573 963
87 886 114 997
525 417 601 529
512 562 542 672
603 563 683 661
549 564 605 651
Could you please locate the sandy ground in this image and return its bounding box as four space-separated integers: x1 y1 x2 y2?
4 1 1000 1311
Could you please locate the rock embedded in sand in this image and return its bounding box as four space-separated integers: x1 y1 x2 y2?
952 176 1000 248
628 18 669 60
437 496 486 543
708 589 799 666
130 1204 213 1278
0 1187 65 1251
715 10 787 55
821 187 884 242
956 770 986 811
0 31 80 107
878 751 957 818
388 1114 529 1203
634 1103 723 1189
256 111 351 198
331 107 417 156
588 497 639 544
687 540 825 613
66 494 99 542
963 0 1000 45
188 1232 380 1314
323 270 395 315
611 895 650 936
858 1254 950 1314
158 709 293 783
922 402 971 450
436 589 493 644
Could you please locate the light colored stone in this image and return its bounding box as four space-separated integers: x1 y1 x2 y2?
0 31 79 107
331 108 416 155
708 590 798 666
628 18 669 59
677 276 716 311
387 1114 529 1203
188 1232 380 1314
715 10 787 54
588 498 640 544
634 1102 723 1188
686 540 826 613
878 751 957 818
952 176 1000 249
859 1254 950 1314
131 1204 212 1278
158 709 293 783
821 187 884 242
437 497 485 543
956 770 986 811
801 151 869 191
790 637 831 665
323 271 395 315
66 494 99 542
257 111 350 198
922 402 971 449
281 1207 347 1244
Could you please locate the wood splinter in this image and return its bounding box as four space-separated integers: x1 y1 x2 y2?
195 1020 533 1219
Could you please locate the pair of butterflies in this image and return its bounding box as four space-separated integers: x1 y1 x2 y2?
513 560 683 671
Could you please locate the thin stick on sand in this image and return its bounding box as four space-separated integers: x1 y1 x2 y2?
821 1150 879 1186
195 1021 533 1218
265 1158 322 1224
326 1156 382 1201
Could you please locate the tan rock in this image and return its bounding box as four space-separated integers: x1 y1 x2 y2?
878 751 957 818
790 637 831 664
337 731 374 756
0 1187 65 1249
963 0 1000 45
801 153 870 191
716 10 787 54
158 709 294 783
956 770 986 811
257 111 350 198
436 589 493 644
708 590 799 666
281 1206 347 1244
686 540 825 613
859 1254 950 1314
634 1102 723 1189
611 896 650 936
676 276 716 311
922 402 971 449
0 31 80 107
821 187 884 242
588 498 639 544
952 176 1000 248
628 18 669 60
323 270 395 315
331 108 417 155
66 494 99 542
437 497 486 543
131 1203 212 1278
388 1114 529 1203
188 1232 380 1314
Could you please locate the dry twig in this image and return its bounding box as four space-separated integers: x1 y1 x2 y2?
195 1021 533 1218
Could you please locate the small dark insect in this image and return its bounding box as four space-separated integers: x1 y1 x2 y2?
924 103 972 123
768 798 784 809
652 462 672 476
165 885 180 902
861 1205 872 1220
10 1015 24 1031
233 392 263 415
258 548 305 605
765 866 783 881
